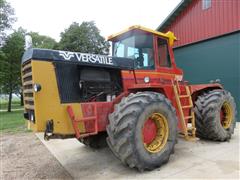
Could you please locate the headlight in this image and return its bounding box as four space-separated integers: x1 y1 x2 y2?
30 113 34 121
144 76 150 83
33 83 41 92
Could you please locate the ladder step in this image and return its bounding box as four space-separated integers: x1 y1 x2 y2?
184 115 193 120
188 127 196 131
173 81 196 141
182 105 193 109
67 105 98 139
179 94 190 98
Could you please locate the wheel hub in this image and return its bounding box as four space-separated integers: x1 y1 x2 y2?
220 102 233 129
142 113 169 153
142 118 157 144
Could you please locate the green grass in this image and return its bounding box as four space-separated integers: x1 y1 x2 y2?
0 110 28 133
0 100 23 110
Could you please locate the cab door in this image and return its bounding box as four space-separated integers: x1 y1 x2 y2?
129 33 158 84
155 36 183 81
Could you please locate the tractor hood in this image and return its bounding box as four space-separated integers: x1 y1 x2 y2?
22 48 134 70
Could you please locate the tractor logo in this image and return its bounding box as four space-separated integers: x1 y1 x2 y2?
59 51 75 60
58 50 113 65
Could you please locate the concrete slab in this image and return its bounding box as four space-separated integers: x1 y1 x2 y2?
36 123 240 179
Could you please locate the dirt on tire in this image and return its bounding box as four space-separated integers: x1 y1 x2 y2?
0 132 72 179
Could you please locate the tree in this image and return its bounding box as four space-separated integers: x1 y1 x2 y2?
28 32 57 49
0 28 25 112
0 29 57 111
0 0 16 46
58 21 110 54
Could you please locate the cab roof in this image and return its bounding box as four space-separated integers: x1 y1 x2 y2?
107 25 177 46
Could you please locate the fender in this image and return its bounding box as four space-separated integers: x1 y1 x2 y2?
190 83 223 102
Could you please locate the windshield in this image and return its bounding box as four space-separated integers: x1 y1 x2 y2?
113 32 154 69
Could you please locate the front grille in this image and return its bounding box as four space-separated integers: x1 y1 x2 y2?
22 61 34 110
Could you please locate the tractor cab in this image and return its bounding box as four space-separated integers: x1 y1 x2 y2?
108 25 183 86
110 27 156 70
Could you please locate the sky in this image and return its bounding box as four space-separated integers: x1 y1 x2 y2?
7 0 181 42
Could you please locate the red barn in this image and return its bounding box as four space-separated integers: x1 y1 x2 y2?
157 0 240 120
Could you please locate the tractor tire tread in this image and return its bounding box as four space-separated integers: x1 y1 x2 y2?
194 89 236 141
107 91 177 171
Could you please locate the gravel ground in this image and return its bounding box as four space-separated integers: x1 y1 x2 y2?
0 132 72 180
1 125 239 179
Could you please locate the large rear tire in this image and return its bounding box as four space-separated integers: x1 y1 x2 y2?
107 92 177 171
194 89 236 141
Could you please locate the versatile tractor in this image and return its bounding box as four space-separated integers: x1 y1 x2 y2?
21 26 237 171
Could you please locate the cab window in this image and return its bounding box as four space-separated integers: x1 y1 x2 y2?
113 32 155 70
157 38 171 68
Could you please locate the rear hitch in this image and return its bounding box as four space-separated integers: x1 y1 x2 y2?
44 120 54 140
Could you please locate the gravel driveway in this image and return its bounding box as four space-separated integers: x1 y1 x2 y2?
0 132 72 179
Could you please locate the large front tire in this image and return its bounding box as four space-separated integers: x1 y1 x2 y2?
194 89 236 141
107 92 177 171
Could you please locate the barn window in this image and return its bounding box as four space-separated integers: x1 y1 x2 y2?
202 0 211 10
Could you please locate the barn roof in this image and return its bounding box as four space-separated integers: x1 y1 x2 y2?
156 0 193 32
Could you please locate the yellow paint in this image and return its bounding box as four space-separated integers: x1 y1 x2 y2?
143 113 169 153
21 62 31 130
173 84 188 137
173 82 196 141
27 60 85 135
108 25 177 46
221 102 233 129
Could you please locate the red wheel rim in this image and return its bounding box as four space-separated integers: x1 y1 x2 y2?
142 113 169 153
142 118 157 144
